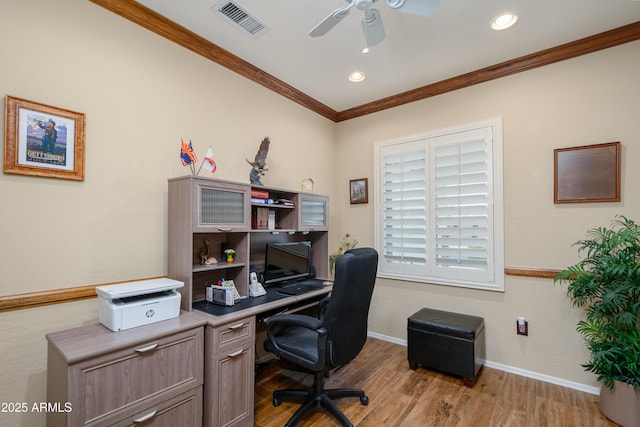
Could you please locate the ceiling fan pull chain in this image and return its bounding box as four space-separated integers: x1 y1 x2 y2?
362 14 370 54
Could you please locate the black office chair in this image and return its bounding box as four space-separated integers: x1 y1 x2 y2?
263 247 378 427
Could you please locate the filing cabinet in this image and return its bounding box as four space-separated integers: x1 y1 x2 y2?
46 313 205 426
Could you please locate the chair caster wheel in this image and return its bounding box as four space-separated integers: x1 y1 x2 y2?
360 395 369 405
273 397 281 407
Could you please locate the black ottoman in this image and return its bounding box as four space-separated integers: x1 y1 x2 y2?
408 308 485 387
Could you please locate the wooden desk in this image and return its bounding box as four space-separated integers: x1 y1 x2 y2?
46 286 331 427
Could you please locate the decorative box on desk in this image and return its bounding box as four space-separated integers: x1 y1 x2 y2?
407 307 485 387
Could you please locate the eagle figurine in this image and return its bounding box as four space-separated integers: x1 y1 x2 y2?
247 137 270 185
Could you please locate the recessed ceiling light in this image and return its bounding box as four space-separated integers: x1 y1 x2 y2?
349 71 366 83
491 13 518 31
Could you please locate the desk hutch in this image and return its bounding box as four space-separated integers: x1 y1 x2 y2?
167 175 329 311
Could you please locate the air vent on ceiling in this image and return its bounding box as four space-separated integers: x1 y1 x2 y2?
214 1 269 38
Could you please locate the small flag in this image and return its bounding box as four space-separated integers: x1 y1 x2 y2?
202 147 217 173
180 139 197 166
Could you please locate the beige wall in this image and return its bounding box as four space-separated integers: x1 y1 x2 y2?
1 0 639 425
334 40 640 389
0 0 335 426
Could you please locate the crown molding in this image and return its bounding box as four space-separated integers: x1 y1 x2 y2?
90 1 640 122
337 21 640 121
89 0 339 121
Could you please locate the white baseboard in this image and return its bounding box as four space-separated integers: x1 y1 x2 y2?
367 331 600 396
368 330 407 346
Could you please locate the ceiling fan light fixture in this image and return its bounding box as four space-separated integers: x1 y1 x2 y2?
349 71 366 82
491 13 518 30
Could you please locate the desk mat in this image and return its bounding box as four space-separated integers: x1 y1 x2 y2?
192 288 289 316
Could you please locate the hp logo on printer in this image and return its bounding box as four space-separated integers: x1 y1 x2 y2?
146 309 155 318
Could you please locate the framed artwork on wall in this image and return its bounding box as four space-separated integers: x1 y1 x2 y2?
350 178 368 204
4 96 85 181
554 141 620 203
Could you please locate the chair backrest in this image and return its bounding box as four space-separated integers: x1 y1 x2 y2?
322 247 378 368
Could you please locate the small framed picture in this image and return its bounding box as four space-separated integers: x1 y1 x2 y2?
554 142 620 203
4 96 85 181
349 178 368 204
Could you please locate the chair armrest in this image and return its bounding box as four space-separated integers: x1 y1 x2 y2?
266 313 323 331
265 313 327 370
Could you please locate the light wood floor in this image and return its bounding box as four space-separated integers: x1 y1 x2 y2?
254 337 619 427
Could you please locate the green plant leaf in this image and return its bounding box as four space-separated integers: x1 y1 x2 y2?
556 216 640 390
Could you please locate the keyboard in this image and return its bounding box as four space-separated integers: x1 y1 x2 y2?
276 280 324 296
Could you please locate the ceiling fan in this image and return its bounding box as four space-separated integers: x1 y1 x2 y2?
309 0 441 51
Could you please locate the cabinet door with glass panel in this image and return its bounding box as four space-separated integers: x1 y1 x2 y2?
194 180 251 232
297 194 329 232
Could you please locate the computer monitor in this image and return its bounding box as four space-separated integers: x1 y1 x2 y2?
264 241 312 287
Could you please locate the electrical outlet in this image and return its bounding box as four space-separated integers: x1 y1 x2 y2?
517 317 528 336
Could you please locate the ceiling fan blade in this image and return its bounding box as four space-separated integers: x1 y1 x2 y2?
309 5 352 37
385 0 441 16
362 8 385 47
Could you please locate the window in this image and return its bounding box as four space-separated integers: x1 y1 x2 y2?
374 119 504 291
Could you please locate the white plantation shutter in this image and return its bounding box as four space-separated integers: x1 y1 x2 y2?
380 140 428 276
375 120 503 291
431 128 494 283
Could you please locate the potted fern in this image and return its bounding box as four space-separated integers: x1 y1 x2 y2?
555 215 640 426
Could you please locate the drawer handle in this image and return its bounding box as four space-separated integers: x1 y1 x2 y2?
133 409 157 423
227 349 243 358
134 343 159 353
228 322 245 330
217 227 232 232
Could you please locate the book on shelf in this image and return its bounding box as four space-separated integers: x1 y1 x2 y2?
254 207 270 229
268 210 276 230
251 189 269 199
275 198 294 206
251 197 272 205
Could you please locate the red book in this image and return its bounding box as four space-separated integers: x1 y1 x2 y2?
251 189 269 199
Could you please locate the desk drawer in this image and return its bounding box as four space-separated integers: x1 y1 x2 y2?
69 327 203 426
209 316 255 353
111 386 202 427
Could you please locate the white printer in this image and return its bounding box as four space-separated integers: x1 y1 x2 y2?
96 278 184 331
